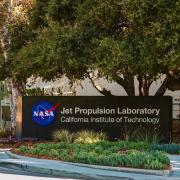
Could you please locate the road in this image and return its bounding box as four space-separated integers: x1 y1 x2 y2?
0 166 80 180
0 151 78 180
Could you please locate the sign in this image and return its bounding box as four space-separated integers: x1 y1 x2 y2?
19 96 172 142
32 101 58 126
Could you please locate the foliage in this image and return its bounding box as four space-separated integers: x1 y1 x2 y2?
69 150 169 169
0 81 9 100
52 129 107 144
116 141 150 151
0 0 8 27
52 129 74 143
0 129 9 138
74 130 107 144
120 126 161 143
24 88 46 96
0 0 8 72
8 0 179 96
150 144 180 154
18 141 169 170
0 0 35 81
0 0 179 96
134 128 160 144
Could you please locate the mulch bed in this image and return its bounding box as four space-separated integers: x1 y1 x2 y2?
1 140 60 160
0 139 49 149
11 148 60 161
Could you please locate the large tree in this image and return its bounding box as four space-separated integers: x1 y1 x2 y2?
1 0 180 97
14 0 179 96
0 0 34 126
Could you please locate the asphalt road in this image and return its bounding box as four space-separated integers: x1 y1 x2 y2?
0 166 80 180
0 151 79 180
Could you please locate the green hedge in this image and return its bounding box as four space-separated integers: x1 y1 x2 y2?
150 144 180 154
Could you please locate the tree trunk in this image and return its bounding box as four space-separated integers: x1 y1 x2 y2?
113 74 135 96
10 78 22 128
123 75 135 96
137 75 151 96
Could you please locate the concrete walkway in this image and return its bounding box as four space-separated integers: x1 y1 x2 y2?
169 155 180 178
0 150 180 180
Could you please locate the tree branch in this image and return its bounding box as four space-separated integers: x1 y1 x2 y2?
137 75 153 96
155 76 170 96
86 73 114 96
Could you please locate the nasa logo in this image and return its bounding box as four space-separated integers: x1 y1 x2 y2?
32 101 60 126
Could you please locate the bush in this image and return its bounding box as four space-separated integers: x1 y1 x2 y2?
18 141 170 170
33 143 59 150
0 129 9 138
121 126 161 144
52 129 73 143
18 146 30 154
134 128 160 144
67 149 169 169
150 144 180 154
74 130 107 144
116 141 150 151
120 150 169 170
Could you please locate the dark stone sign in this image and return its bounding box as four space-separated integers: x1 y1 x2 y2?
18 96 172 142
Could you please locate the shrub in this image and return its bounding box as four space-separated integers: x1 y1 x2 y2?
121 150 169 170
69 150 169 169
52 129 73 143
74 130 107 144
18 141 170 170
150 144 180 154
121 126 161 144
33 143 59 150
18 146 30 154
48 149 59 157
121 126 139 141
116 141 150 151
134 128 161 144
0 129 9 138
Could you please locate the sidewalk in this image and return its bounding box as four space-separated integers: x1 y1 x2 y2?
0 150 179 180
168 155 180 177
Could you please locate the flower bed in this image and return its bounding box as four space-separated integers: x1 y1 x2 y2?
16 141 170 170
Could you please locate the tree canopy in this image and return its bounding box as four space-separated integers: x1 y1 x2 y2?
0 0 180 96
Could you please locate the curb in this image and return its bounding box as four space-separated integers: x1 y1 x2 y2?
0 161 102 180
0 161 132 180
69 161 170 176
0 148 12 151
6 151 171 177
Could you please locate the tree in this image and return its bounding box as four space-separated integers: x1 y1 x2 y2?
15 0 179 96
0 0 8 68
1 0 180 98
74 0 180 96
0 0 34 127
